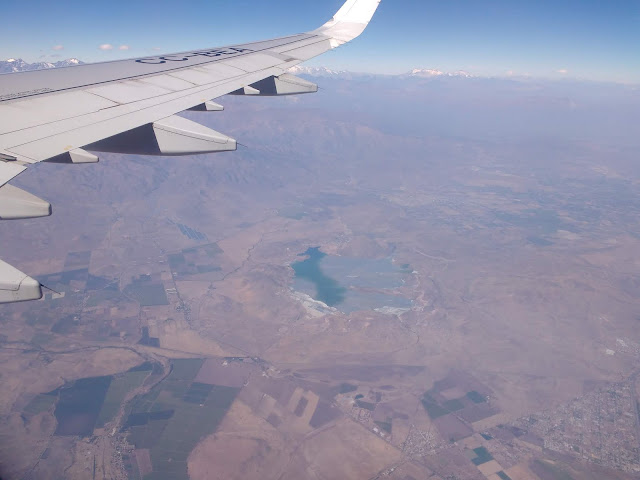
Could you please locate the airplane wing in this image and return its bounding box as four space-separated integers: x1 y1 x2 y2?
0 0 381 303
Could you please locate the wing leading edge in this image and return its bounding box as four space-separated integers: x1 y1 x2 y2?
0 0 381 303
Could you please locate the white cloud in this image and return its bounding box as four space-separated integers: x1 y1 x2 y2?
52 45 64 51
99 44 114 51
557 69 569 74
119 45 130 51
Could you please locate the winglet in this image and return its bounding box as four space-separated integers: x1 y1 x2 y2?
314 0 382 47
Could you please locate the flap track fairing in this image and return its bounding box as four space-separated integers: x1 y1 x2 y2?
85 115 237 156
187 101 225 112
0 184 51 220
0 259 42 303
229 74 318 96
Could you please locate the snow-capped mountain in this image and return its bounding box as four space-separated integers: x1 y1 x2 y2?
407 68 474 78
0 58 83 74
288 65 346 77
288 65 476 80
1 58 476 82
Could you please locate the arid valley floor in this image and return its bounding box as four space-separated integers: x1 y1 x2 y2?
1 71 640 479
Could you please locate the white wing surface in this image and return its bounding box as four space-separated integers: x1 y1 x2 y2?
0 0 381 303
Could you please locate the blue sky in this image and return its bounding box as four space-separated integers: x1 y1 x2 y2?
2 0 639 83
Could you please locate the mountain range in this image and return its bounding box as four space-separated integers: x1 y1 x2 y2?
405 68 474 78
288 65 475 79
0 58 82 74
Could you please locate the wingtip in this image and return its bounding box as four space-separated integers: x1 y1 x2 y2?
315 0 381 45
333 0 381 23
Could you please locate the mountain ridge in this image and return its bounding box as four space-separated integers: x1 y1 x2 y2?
2 58 630 87
0 57 83 74
288 65 475 79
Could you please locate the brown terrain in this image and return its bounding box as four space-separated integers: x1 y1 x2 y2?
1 74 640 479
